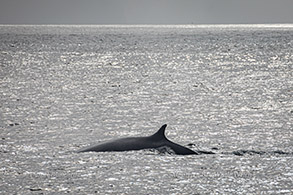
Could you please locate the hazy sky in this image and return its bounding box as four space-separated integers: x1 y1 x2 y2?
0 0 293 24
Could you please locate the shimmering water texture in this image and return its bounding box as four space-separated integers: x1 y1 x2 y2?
1 25 293 194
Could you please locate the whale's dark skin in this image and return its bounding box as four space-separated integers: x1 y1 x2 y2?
78 124 199 155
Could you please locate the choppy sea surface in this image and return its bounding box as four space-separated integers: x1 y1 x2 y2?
0 24 293 194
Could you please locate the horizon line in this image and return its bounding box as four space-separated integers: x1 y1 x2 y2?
1 23 293 27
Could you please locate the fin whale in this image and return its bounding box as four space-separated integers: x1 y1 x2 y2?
78 124 199 155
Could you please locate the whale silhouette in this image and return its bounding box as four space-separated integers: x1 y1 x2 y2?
78 124 200 155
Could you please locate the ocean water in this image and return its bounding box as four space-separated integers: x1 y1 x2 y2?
0 25 293 194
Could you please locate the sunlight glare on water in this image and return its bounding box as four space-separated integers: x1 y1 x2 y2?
0 25 293 194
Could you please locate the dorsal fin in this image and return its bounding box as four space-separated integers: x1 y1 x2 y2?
151 124 167 141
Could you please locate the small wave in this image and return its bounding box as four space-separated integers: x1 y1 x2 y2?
227 150 292 156
186 144 292 156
